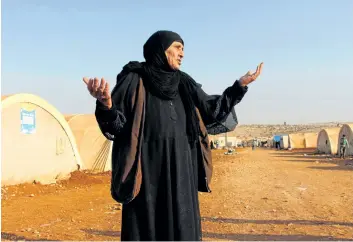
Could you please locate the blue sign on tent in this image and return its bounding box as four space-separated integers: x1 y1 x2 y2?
20 108 36 134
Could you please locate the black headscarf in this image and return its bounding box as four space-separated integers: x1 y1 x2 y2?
117 30 200 144
142 31 183 99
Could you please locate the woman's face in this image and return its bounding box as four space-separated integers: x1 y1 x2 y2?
165 41 184 70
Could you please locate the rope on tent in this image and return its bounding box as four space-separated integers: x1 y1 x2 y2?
91 140 111 173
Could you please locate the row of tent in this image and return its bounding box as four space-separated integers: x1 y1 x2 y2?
317 125 353 155
272 124 353 156
209 136 266 148
208 136 239 148
2 93 352 186
271 132 318 149
1 93 113 187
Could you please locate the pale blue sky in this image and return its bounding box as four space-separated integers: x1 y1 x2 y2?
2 0 353 124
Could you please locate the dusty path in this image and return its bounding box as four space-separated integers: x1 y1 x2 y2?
2 148 353 241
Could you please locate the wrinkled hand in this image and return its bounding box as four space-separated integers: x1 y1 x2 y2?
83 77 112 109
239 62 264 86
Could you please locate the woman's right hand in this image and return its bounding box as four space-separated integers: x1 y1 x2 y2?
83 77 112 109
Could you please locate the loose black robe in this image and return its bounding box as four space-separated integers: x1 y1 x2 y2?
95 73 248 241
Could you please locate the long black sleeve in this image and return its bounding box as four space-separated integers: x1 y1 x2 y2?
95 72 140 140
193 80 248 135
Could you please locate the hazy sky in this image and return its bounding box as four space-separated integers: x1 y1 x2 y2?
2 0 353 124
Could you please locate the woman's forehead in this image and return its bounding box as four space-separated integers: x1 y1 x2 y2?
172 41 184 47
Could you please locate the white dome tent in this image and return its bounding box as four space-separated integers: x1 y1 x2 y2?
316 128 341 155
1 94 83 186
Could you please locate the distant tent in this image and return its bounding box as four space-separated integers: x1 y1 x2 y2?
337 123 353 156
273 135 281 142
208 135 237 148
65 114 112 173
304 132 318 148
317 128 341 154
288 133 305 149
280 135 289 149
225 136 237 147
1 94 83 186
270 135 280 148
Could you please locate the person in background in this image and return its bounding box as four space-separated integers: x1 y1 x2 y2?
210 140 215 149
339 134 349 159
215 140 220 149
252 139 257 150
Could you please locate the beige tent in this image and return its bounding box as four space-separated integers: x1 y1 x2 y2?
337 123 353 156
1 94 83 186
288 133 305 149
304 132 318 148
65 114 112 173
317 128 341 154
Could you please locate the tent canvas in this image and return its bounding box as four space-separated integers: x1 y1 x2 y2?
65 114 112 173
280 135 289 149
288 133 305 149
304 132 318 148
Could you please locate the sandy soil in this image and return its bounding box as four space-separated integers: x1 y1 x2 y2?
2 148 353 241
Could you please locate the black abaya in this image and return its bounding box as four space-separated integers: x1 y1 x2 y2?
121 91 201 241
95 73 248 241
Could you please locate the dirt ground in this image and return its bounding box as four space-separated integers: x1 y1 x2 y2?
2 148 353 241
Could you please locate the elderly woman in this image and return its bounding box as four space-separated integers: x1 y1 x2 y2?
83 30 263 241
